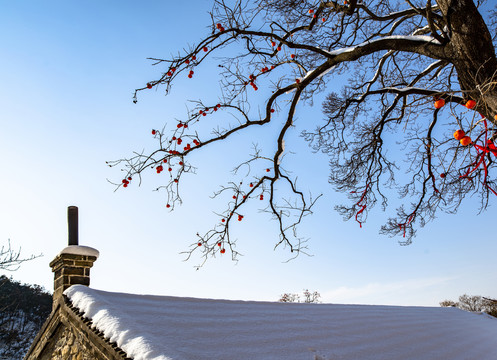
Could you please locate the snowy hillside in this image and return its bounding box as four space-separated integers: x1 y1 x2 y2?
0 276 51 359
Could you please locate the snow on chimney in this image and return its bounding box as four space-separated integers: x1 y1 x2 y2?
50 206 99 307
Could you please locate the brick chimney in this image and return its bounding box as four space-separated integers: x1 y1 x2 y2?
50 206 99 306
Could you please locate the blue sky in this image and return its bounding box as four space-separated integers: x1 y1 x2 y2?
1 1 496 306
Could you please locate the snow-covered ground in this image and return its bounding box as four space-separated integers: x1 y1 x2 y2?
65 285 497 360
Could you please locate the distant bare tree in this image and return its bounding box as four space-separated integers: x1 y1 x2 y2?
280 289 321 303
457 294 484 312
440 294 497 317
279 293 301 303
0 240 40 272
439 299 457 307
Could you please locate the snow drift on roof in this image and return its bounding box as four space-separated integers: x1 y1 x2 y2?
65 285 497 360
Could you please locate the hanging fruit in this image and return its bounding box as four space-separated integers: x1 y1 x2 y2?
465 99 476 109
460 136 472 146
453 129 465 140
434 99 445 109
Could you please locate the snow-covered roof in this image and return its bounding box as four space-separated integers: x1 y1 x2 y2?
64 285 497 360
58 245 99 258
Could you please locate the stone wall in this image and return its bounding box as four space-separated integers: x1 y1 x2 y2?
25 300 129 360
37 324 95 360
53 326 93 360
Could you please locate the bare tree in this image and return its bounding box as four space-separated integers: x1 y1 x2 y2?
439 299 457 307
110 0 497 262
0 240 40 272
279 293 301 303
440 294 497 317
279 289 321 303
457 294 485 312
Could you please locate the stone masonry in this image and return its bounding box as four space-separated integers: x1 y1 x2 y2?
50 253 97 308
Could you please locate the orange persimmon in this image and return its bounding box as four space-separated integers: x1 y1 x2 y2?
434 99 445 109
453 129 465 140
460 136 472 146
465 99 476 109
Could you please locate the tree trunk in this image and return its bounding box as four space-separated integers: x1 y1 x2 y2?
438 0 497 123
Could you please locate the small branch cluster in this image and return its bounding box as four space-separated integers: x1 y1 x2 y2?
0 240 41 271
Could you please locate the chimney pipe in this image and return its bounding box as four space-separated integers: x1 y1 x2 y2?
68 206 78 246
